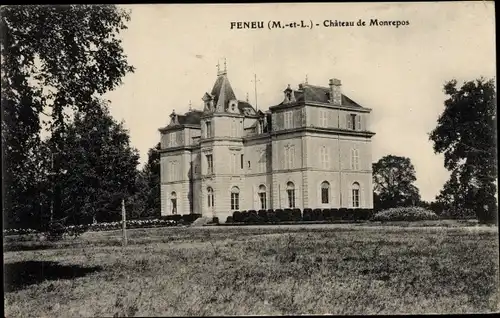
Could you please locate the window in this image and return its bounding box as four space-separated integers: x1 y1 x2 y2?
169 133 176 147
347 113 361 130
258 150 266 173
352 182 360 208
194 164 199 174
284 145 295 169
231 119 237 137
321 181 330 204
284 111 293 129
258 185 267 210
320 146 329 169
240 154 244 169
287 182 296 208
319 110 328 127
350 114 356 130
170 192 177 214
231 186 240 210
206 121 212 138
351 148 359 170
169 161 178 181
206 154 213 174
207 187 214 208
230 152 237 173
248 161 251 169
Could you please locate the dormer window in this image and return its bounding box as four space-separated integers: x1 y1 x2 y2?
202 93 214 111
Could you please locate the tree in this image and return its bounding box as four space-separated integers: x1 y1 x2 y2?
372 155 421 211
142 142 161 218
429 78 497 223
46 101 140 224
1 5 134 229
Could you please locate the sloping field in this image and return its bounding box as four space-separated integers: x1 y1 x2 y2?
4 224 499 316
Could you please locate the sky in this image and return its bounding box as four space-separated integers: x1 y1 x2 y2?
103 2 496 202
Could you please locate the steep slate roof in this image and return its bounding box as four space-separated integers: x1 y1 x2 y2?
238 100 257 115
210 74 237 110
177 110 203 125
285 84 363 108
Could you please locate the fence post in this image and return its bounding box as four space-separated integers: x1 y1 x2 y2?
122 198 127 247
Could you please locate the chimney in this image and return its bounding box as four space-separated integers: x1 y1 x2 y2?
329 78 342 106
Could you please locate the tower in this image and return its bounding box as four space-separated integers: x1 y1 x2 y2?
199 60 245 220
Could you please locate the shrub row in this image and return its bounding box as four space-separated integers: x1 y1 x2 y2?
373 207 439 222
2 217 188 237
229 208 375 224
160 213 202 224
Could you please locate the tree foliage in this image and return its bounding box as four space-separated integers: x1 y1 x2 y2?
372 155 421 211
429 78 497 223
47 102 140 224
1 5 134 229
142 142 161 217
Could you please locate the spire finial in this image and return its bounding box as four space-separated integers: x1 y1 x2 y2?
224 58 227 73
305 74 308 84
246 92 249 102
216 60 221 75
188 100 192 111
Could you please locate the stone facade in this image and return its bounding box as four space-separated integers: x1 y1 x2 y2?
158 66 375 222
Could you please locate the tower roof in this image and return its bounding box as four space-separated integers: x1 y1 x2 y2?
210 73 237 111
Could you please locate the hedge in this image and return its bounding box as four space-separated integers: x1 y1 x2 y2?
275 209 284 222
292 208 302 221
233 211 242 222
330 208 341 220
373 207 439 222
258 210 267 221
303 208 313 221
224 207 377 224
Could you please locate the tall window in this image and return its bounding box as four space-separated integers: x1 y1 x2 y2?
284 111 293 129
287 181 296 208
206 154 213 174
169 161 178 181
320 146 329 169
170 192 177 214
319 110 328 127
240 154 244 169
284 145 295 169
231 186 240 210
206 121 212 138
352 182 360 208
350 114 356 130
258 185 267 210
231 119 237 137
169 133 176 147
347 113 361 130
351 148 359 170
207 187 214 208
230 152 237 173
258 120 264 134
258 150 266 173
321 181 330 204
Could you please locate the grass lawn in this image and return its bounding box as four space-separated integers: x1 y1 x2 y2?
3 224 500 316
